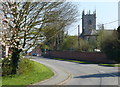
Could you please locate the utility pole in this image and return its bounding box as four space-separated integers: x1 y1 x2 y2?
78 25 80 51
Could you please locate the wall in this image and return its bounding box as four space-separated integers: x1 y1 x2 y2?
29 47 41 56
46 51 115 63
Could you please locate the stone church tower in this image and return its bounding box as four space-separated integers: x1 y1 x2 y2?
81 10 97 40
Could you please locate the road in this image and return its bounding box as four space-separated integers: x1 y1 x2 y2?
30 56 119 86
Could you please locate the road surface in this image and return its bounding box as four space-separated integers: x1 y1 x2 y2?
30 56 119 86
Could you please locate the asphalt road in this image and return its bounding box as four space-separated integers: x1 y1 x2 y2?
30 56 119 86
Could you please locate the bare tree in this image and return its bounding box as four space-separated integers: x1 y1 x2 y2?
1 1 74 74
42 2 78 50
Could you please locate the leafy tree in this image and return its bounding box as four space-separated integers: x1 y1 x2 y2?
80 38 90 52
60 36 90 51
96 29 115 50
101 28 120 62
61 36 77 51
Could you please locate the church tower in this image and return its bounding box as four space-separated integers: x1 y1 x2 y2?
81 10 96 39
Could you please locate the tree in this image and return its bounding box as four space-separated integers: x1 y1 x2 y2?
80 38 90 52
96 29 115 50
41 2 78 50
60 36 90 51
0 1 77 74
101 28 120 62
61 36 77 51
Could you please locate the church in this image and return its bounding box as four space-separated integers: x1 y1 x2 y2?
81 10 97 41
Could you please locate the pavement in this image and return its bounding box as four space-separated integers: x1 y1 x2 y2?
28 56 119 86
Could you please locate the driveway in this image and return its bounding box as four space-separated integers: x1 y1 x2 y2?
30 56 119 86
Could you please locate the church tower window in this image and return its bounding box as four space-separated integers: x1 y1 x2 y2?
88 20 92 25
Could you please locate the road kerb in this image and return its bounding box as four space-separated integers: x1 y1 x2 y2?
31 58 72 85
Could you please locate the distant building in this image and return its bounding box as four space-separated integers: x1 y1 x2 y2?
81 10 97 40
29 46 41 56
118 1 120 26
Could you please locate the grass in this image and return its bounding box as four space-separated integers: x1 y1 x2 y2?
52 58 95 64
2 58 54 86
99 64 120 67
52 58 120 67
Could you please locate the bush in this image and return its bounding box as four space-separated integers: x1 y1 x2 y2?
101 30 120 63
60 36 90 51
80 39 90 52
101 39 120 62
17 58 33 75
2 57 12 76
2 57 33 76
2 58 54 85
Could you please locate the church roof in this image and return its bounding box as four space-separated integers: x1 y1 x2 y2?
81 29 97 36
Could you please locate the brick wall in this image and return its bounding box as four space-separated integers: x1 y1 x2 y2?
46 51 116 63
29 48 41 56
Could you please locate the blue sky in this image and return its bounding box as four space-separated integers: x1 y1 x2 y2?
68 1 119 35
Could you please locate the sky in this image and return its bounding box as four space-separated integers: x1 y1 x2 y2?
68 1 119 35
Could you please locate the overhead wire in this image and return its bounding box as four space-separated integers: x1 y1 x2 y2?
103 20 119 25
37 18 120 48
68 26 78 34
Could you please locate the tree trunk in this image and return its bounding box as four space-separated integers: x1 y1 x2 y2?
11 48 21 75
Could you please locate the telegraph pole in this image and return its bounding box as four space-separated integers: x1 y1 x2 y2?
78 25 80 51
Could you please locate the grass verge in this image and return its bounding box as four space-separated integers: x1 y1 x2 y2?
52 58 120 67
52 58 95 64
99 64 120 67
2 58 54 85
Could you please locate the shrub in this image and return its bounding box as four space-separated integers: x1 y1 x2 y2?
2 57 33 76
2 57 12 76
101 29 120 63
17 58 33 75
